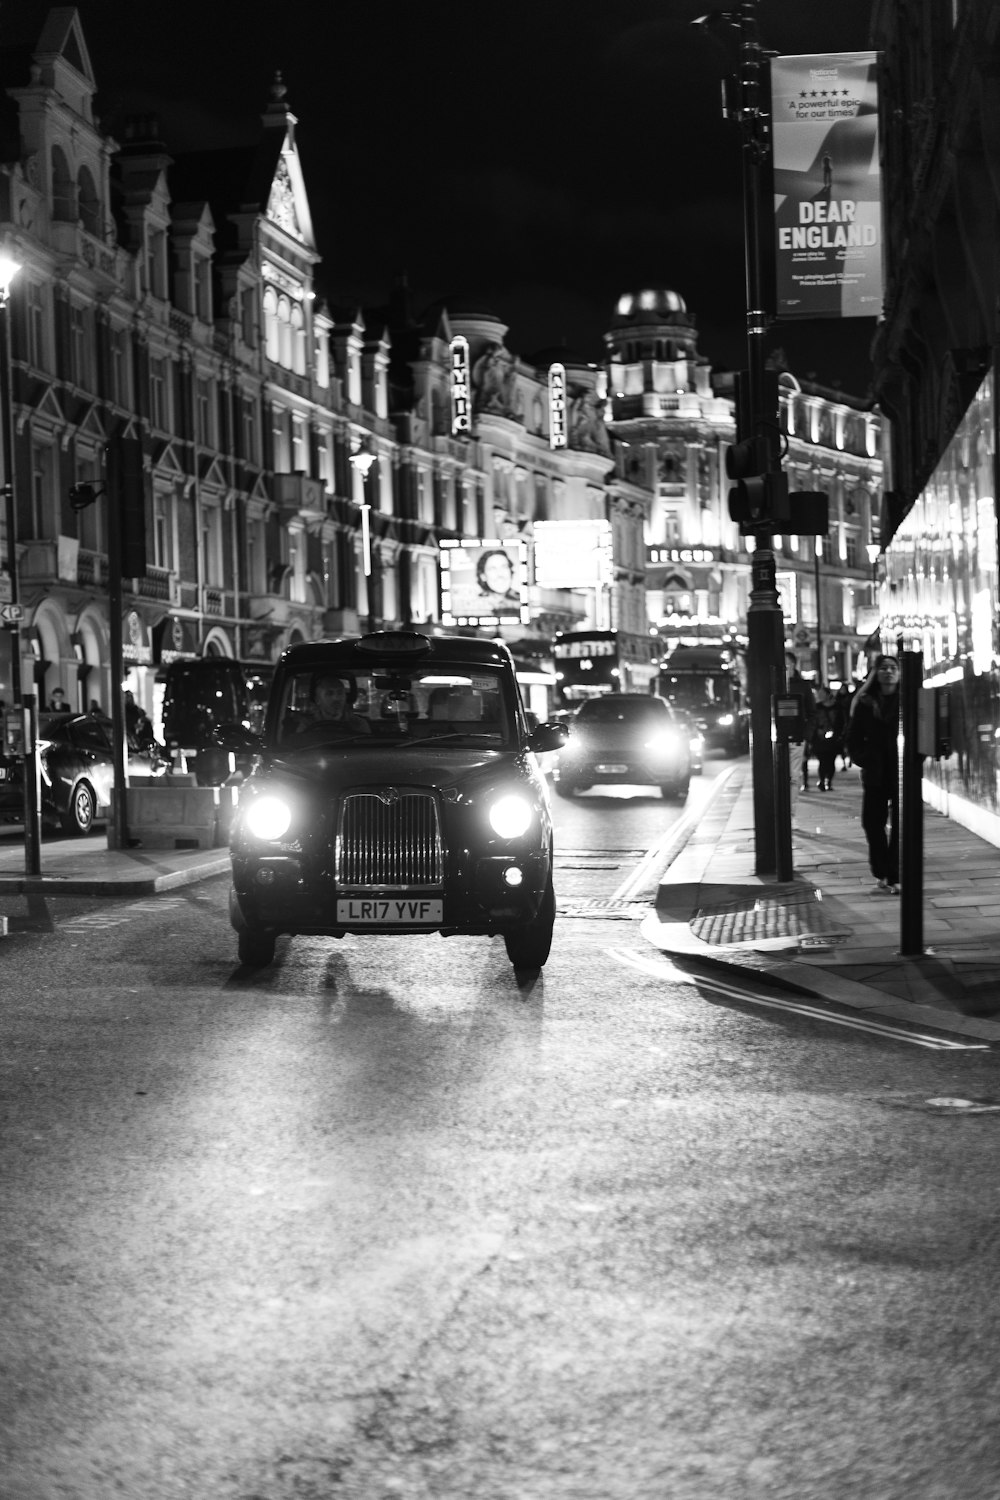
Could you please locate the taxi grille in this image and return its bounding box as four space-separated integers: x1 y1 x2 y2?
336 790 444 888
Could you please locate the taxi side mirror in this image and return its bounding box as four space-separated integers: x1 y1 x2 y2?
528 721 568 754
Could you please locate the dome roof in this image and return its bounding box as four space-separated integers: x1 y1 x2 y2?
611 289 691 326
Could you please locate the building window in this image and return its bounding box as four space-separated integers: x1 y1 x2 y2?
246 517 265 595
196 378 213 447
27 279 48 370
291 303 306 376
193 255 211 322
263 287 279 362
148 228 168 299
241 396 257 464
110 326 130 406
416 468 432 523
30 440 56 539
150 357 168 430
201 503 223 587
153 489 174 571
70 304 94 390
278 297 292 368
291 415 308 473
271 407 290 472
314 329 330 388
51 145 75 221
845 535 858 568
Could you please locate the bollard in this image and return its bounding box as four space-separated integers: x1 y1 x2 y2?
899 651 924 956
21 692 41 877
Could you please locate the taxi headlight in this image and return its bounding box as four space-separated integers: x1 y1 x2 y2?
716 713 734 726
245 795 293 841
489 794 533 839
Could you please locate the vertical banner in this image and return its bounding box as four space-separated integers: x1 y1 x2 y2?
450 336 471 434
771 52 882 321
548 363 567 448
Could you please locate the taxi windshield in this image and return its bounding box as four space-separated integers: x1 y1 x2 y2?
273 664 512 749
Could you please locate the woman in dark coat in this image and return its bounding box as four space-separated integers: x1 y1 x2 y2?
846 655 900 893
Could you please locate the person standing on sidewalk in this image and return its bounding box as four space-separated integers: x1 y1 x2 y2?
846 654 900 893
785 652 816 817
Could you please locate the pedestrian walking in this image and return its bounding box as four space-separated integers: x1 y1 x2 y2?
812 684 846 790
785 652 816 817
846 654 900 894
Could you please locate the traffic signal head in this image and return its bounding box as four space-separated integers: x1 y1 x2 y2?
726 435 789 527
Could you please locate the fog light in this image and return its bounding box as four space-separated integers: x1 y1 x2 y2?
256 867 276 886
503 865 524 888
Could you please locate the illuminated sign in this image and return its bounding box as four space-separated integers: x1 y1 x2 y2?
534 519 612 589
647 547 718 565
450 337 471 434
771 52 882 320
549 363 567 449
439 538 529 627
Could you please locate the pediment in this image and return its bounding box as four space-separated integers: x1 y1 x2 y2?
150 439 186 478
198 454 228 489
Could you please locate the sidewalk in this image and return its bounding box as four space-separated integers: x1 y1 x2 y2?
0 833 230 897
643 759 1000 1045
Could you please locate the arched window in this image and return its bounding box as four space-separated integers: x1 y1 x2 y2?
277 296 292 369
51 145 75 222
290 302 306 375
77 166 100 236
262 287 279 363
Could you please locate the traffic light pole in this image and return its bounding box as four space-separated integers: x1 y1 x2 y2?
735 0 791 879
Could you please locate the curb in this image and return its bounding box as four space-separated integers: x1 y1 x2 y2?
0 853 231 898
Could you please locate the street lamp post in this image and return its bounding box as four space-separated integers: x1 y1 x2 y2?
0 250 23 707
733 0 789 877
0 250 40 876
349 442 376 632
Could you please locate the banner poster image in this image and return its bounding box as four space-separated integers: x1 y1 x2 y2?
770 51 882 321
439 538 530 626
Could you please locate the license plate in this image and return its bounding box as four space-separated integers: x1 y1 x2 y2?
336 897 443 924
0 766 7 781
596 763 628 774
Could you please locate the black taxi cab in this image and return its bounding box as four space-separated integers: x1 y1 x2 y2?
216 631 567 971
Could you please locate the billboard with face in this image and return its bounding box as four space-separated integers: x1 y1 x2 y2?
439 539 530 626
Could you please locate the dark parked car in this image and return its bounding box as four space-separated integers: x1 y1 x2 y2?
216 630 568 971
554 693 692 799
0 712 168 835
159 657 254 784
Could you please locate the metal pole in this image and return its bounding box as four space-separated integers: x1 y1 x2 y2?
0 276 38 874
899 650 923 955
814 541 823 684
0 288 21 707
106 435 128 850
737 0 788 877
21 692 41 875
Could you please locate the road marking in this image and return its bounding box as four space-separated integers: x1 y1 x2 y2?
606 946 991 1051
612 768 736 902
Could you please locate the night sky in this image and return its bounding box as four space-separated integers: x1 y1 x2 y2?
2 0 877 395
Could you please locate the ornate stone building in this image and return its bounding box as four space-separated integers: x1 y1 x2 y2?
605 288 882 684
0 8 651 730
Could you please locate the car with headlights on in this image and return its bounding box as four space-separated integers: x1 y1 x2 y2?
215 631 568 971
0 711 168 835
554 693 691 799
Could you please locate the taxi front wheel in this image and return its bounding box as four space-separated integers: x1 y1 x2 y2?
504 876 555 970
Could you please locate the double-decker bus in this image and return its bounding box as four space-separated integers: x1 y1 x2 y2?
552 629 659 707
655 644 750 756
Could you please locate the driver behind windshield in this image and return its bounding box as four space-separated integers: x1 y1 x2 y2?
299 673 371 736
